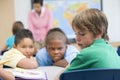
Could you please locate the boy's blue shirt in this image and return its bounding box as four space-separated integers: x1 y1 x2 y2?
36 45 79 66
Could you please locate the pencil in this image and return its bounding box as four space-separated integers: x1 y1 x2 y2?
0 60 10 65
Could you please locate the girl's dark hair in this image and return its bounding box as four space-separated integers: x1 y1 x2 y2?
32 0 43 6
15 29 34 45
45 28 69 46
12 21 24 35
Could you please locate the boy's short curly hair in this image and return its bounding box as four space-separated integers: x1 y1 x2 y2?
45 28 69 46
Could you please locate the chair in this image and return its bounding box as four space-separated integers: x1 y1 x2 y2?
117 46 120 56
60 68 120 80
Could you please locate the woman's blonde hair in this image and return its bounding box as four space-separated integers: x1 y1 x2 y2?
72 8 109 40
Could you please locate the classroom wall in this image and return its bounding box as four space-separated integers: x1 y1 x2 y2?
0 0 120 48
14 0 31 28
0 0 15 47
14 0 120 42
103 0 120 42
0 0 31 48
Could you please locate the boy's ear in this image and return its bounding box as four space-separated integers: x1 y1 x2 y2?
13 44 17 48
66 44 68 49
46 46 48 51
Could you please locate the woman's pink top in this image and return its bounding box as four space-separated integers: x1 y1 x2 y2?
28 7 53 41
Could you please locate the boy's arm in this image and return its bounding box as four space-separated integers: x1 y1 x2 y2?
54 65 70 80
17 58 38 69
53 59 68 67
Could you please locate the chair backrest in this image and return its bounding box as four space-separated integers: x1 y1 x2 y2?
117 46 120 56
60 68 120 80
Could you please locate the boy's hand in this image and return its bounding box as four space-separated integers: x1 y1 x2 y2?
54 77 59 80
53 59 68 67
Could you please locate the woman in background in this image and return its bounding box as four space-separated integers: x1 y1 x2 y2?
28 0 53 49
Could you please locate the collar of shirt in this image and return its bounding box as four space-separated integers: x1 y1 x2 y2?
32 7 45 18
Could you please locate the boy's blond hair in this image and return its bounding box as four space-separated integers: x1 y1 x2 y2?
72 8 109 40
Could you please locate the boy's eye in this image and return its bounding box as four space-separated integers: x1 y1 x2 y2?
58 47 63 50
22 46 26 48
49 47 55 50
49 47 63 50
79 33 85 36
75 33 86 36
29 45 34 48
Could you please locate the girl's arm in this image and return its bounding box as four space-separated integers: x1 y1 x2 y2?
17 58 38 69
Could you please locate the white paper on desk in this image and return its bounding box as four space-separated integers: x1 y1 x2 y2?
9 68 47 79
